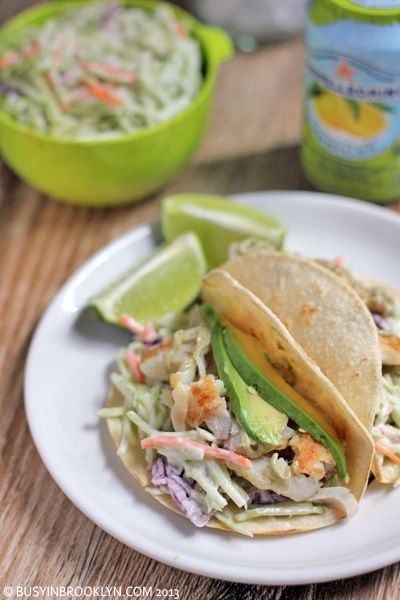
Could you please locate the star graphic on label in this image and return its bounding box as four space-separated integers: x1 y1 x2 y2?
335 60 357 82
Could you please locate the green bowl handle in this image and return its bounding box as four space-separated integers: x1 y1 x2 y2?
201 25 235 64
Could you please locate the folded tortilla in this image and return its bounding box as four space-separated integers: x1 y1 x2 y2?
221 250 383 432
221 249 399 483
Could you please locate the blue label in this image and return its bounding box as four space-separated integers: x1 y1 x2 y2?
304 18 400 159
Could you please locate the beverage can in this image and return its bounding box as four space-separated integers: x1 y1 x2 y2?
300 0 400 202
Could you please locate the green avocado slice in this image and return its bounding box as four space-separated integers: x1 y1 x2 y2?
206 307 288 445
203 305 347 479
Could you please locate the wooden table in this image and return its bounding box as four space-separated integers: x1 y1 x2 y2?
1 2 400 599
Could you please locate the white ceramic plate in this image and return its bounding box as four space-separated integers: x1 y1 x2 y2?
24 191 400 586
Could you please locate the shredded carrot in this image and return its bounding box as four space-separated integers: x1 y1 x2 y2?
81 80 123 105
0 52 19 69
375 442 400 466
59 89 92 111
118 314 147 335
174 21 188 37
53 48 63 68
125 349 145 384
333 256 344 267
118 314 156 340
23 42 39 60
141 435 252 469
81 61 137 84
143 322 156 339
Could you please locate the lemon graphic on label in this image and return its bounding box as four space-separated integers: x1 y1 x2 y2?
312 90 388 138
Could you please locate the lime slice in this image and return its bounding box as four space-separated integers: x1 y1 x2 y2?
160 193 286 269
90 232 207 325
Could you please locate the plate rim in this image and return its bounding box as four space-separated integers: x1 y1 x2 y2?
24 190 400 585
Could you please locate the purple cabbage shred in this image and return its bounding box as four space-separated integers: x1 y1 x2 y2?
151 457 214 527
247 489 288 507
0 83 19 96
143 336 163 350
372 313 392 331
100 3 121 29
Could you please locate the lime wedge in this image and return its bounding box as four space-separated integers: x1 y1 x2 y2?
90 232 207 325
160 193 286 269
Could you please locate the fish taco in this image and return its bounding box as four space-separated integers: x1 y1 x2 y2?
101 268 374 536
222 247 400 485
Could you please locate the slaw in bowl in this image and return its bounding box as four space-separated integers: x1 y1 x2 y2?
0 1 233 206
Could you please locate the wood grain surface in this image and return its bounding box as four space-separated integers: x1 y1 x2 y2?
1 2 400 599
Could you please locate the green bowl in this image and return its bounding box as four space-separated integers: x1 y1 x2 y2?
0 1 233 207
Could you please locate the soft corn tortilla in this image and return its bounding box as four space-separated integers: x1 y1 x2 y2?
221 250 398 483
107 269 374 535
221 250 383 432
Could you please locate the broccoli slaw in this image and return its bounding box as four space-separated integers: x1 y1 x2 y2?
365 278 400 484
0 2 202 139
353 274 400 484
372 366 400 484
98 305 358 536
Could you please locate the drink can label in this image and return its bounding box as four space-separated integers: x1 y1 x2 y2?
301 0 400 201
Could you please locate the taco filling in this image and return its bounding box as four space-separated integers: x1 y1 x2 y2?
99 270 373 536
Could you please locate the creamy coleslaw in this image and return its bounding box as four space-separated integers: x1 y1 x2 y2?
98 305 357 535
0 2 202 139
372 366 400 485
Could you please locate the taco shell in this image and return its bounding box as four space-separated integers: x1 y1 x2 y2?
222 250 400 484
221 250 382 432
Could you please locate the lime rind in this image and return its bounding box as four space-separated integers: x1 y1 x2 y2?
90 232 207 325
160 193 286 268
90 194 286 325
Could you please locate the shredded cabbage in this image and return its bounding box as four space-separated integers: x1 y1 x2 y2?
235 502 327 522
0 2 202 139
372 367 400 485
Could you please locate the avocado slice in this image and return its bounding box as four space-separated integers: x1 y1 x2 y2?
206 307 289 445
203 305 347 479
